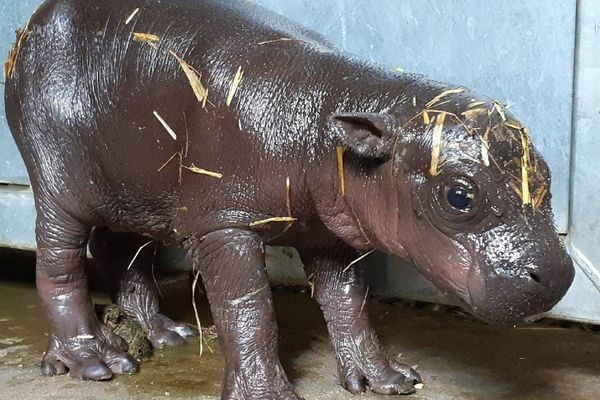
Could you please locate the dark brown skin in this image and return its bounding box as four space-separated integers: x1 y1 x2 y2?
4 0 574 398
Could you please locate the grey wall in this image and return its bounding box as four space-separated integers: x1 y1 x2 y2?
253 0 575 233
0 0 39 185
1 0 599 323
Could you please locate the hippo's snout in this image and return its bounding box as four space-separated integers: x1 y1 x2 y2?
466 248 575 325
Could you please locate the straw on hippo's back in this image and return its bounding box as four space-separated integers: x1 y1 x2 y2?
4 0 573 398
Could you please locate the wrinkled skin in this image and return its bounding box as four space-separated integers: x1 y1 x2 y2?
4 0 574 398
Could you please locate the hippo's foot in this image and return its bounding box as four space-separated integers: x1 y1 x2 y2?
41 324 138 380
223 368 303 400
336 330 421 396
340 355 421 395
147 312 196 349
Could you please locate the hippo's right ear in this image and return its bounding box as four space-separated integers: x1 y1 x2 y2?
330 112 397 160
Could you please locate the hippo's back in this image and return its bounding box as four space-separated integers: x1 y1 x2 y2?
4 0 358 232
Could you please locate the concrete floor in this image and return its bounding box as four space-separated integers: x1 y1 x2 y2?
1 250 600 400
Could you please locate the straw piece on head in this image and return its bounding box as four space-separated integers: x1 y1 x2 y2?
429 112 447 176
426 88 465 108
336 146 346 196
5 26 30 79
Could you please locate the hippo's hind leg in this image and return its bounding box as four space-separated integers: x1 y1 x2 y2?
88 227 195 348
299 246 422 396
189 229 301 400
35 210 137 380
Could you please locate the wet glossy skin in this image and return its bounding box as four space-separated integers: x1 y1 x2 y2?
4 0 574 398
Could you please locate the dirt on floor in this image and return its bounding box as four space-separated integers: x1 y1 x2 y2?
1 249 600 400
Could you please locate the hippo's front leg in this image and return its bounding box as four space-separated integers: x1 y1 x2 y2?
192 229 301 400
35 214 137 380
300 247 421 396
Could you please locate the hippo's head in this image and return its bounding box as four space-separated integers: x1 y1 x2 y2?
331 86 574 325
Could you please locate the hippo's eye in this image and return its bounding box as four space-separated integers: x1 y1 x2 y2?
431 176 484 227
447 186 473 210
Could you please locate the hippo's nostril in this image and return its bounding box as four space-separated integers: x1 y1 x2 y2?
529 271 542 284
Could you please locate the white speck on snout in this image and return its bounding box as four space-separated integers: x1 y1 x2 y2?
76 334 95 340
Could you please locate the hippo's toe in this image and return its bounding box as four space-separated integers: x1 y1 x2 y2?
41 324 139 381
40 356 68 376
338 354 421 396
148 314 196 349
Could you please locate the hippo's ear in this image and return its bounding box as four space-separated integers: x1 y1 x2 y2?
330 112 397 159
